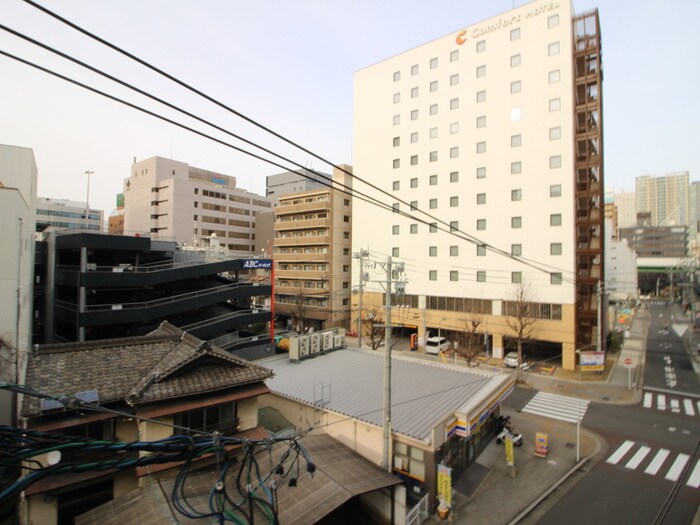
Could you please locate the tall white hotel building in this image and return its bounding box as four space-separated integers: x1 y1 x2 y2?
352 0 603 370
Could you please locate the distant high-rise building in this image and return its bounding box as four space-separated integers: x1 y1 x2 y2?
614 191 637 229
123 156 274 254
635 171 689 227
688 181 700 249
266 168 328 198
353 0 604 369
36 197 103 232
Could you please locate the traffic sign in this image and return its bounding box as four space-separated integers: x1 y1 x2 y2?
624 357 632 366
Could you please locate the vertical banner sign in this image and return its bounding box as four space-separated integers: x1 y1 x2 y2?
437 464 452 507
505 436 514 467
535 432 549 458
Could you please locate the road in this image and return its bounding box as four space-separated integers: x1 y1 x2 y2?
524 302 700 525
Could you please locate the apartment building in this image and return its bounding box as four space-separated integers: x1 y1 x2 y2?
615 191 637 230
36 197 103 232
636 171 690 227
352 0 604 369
123 156 274 253
273 165 353 332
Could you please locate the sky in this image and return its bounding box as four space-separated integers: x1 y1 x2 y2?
1 0 699 216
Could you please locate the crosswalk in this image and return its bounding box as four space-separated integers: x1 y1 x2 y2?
606 440 700 488
521 392 590 423
643 389 700 417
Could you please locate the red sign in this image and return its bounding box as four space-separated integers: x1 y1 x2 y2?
624 357 632 365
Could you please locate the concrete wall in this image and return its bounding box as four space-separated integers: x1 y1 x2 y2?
238 396 259 431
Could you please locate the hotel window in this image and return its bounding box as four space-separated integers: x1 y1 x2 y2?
430 57 438 69
476 39 486 53
550 184 562 197
548 42 560 56
393 203 400 213
450 271 459 282
429 246 437 257
429 150 438 161
511 243 522 256
476 115 486 128
393 92 400 103
549 126 561 140
549 69 560 84
476 141 486 153
410 224 418 234
411 64 419 76
551 273 563 285
429 223 438 233
477 245 486 256
410 177 418 188
476 90 486 103
550 243 562 255
411 132 418 143
393 180 400 190
510 54 521 67
411 109 418 120
429 174 438 185
430 80 438 92
450 122 459 134
511 216 522 229
549 98 561 112
392 247 400 257
511 134 522 147
410 200 418 210
393 71 400 82
393 114 400 125
476 167 486 179
392 225 400 235
430 104 438 116
550 213 562 226
411 86 419 98
343 265 350 272
450 147 459 159
450 50 459 62
393 159 400 169
511 161 522 174
476 193 486 205
550 155 562 169
548 14 559 28
450 221 458 232
450 245 459 256
429 198 437 209
512 271 522 284
430 127 438 138
511 189 522 201
410 155 418 165
510 28 521 41
450 196 459 207
477 271 486 283
393 136 400 147
511 80 522 94
450 74 459 86
450 98 459 110
429 270 437 281
477 219 486 230
476 65 486 78
450 171 459 182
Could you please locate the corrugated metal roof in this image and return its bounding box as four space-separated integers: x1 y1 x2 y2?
264 349 505 444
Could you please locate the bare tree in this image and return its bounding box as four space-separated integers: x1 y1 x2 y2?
364 307 385 351
449 316 483 366
291 290 308 334
505 282 538 381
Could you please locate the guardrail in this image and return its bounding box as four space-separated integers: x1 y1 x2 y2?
181 308 270 331
55 253 264 274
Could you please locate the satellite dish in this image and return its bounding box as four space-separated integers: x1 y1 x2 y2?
46 450 61 466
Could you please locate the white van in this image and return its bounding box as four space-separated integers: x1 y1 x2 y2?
425 336 451 355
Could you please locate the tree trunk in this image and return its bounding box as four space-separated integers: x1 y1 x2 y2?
517 339 523 382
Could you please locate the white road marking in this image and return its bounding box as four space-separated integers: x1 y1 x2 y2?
644 449 670 475
686 459 700 488
665 454 690 482
625 446 651 470
683 399 695 416
644 393 652 408
607 441 635 465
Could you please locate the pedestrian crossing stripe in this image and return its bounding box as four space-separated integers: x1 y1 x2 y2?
521 392 589 424
642 391 699 417
607 441 698 488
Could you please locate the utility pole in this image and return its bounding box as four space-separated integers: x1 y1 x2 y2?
597 281 604 353
84 170 94 230
353 249 369 347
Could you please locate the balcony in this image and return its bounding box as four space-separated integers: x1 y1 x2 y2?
274 217 332 230
274 252 331 263
274 235 331 247
275 201 331 215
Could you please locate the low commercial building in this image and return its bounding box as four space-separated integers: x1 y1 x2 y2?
36 197 103 233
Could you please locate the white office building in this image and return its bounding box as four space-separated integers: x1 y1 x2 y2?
352 0 603 370
123 156 274 253
36 197 104 232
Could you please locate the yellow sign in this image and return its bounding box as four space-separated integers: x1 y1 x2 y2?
505 436 514 467
437 464 452 507
535 432 549 458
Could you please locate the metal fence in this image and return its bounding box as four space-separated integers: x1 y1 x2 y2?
406 494 430 525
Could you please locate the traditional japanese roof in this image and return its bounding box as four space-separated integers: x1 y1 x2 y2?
22 322 273 417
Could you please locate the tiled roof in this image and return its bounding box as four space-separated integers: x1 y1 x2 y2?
263 349 506 444
22 322 273 417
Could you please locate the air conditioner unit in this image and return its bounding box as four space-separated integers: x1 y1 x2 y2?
322 331 333 351
334 335 345 348
310 333 321 354
299 336 310 357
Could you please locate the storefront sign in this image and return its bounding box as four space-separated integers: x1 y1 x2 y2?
580 351 605 372
241 259 272 269
437 464 452 507
535 432 549 458
505 437 514 467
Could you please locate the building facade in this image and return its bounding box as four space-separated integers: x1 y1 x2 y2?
273 165 353 332
619 225 688 258
108 193 124 234
266 168 328 198
352 0 604 369
636 171 690 227
604 219 638 302
36 197 103 233
123 156 274 253
615 191 637 230
0 144 37 426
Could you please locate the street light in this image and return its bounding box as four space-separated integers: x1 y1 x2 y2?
85 170 94 230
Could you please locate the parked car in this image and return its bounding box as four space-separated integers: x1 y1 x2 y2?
503 351 519 368
425 336 451 355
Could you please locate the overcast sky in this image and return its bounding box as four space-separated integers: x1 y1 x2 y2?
1 0 698 216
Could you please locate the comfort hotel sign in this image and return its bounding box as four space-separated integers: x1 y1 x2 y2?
456 1 559 44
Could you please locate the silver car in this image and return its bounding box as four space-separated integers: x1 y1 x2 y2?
503 352 519 368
